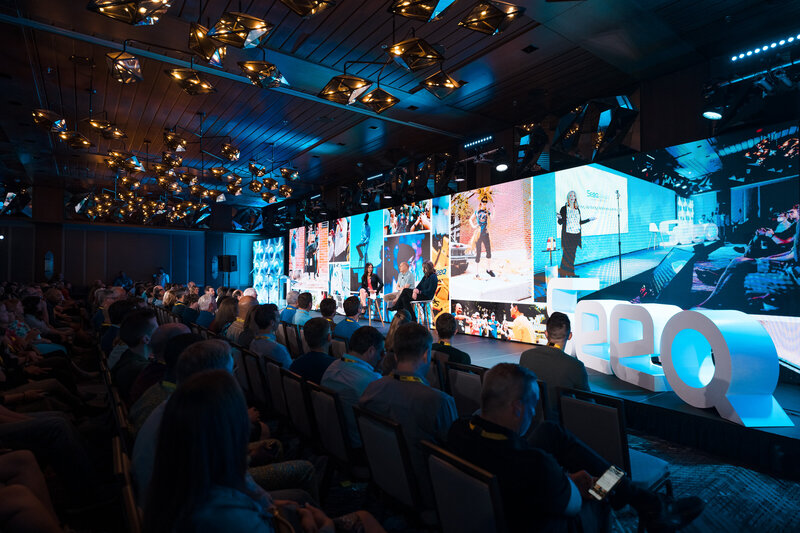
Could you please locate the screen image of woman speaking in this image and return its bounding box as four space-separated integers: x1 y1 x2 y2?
557 190 596 277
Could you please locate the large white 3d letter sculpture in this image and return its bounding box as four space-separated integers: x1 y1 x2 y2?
660 310 793 427
609 303 681 392
547 278 600 356
573 299 625 374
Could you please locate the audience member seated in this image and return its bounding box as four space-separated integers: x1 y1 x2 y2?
333 296 361 343
292 292 313 327
227 295 257 345
180 293 200 326
249 304 292 368
111 309 158 403
209 297 237 335
0 450 61 532
3 299 67 356
128 322 190 406
319 297 338 329
381 309 412 375
281 291 300 324
195 287 216 328
359 322 457 501
142 370 385 533
101 298 139 357
113 270 134 291
133 340 316 503
519 312 588 404
289 318 335 384
129 332 201 435
431 312 471 365
321 326 384 449
170 290 189 320
448 363 704 533
90 288 114 331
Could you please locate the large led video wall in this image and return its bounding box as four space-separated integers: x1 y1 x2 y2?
286 121 800 364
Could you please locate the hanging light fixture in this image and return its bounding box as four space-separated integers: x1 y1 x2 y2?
165 67 216 95
278 184 293 198
458 1 525 35
106 50 143 83
207 12 272 49
238 51 284 89
104 125 127 139
210 166 229 179
261 191 276 203
87 0 172 26
164 130 188 152
248 179 263 193
227 182 243 194
422 68 461 99
280 166 299 181
248 161 267 177
279 0 334 17
388 0 456 22
162 152 183 167
263 177 278 190
221 142 240 161
32 109 67 132
189 22 226 67
58 131 93 149
360 87 399 113
389 37 443 71
318 74 372 104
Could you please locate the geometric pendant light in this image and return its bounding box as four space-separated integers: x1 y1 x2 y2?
458 1 525 36
87 0 172 26
189 23 227 67
318 74 372 105
32 109 67 132
360 87 399 114
207 12 272 49
389 37 443 71
388 0 456 22
106 50 143 83
165 68 216 95
279 0 334 17
422 68 461 99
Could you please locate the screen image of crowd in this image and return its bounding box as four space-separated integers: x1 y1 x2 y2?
451 299 547 344
289 222 330 294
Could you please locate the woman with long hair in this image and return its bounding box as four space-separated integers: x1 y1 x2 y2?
358 262 384 314
556 190 595 277
356 213 371 267
209 297 238 335
143 370 385 533
392 261 438 321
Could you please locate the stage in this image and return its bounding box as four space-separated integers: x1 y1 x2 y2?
353 315 800 479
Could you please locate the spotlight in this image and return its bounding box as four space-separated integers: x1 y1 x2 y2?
221 143 240 162
32 109 67 132
238 60 283 88
249 161 267 177
189 23 226 67
106 51 143 83
208 12 272 49
87 0 171 26
359 88 399 113
389 37 443 71
458 1 525 36
422 69 461 99
249 179 263 192
58 131 93 149
493 148 509 172
164 130 187 152
318 74 372 104
279 0 334 17
388 0 457 22
701 85 726 121
165 68 216 95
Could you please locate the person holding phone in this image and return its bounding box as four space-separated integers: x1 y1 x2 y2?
447 363 704 533
557 190 596 278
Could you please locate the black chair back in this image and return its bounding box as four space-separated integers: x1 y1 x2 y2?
265 360 288 419
281 368 315 441
446 362 487 417
307 382 350 464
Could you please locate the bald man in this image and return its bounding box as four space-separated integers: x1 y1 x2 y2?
226 295 257 345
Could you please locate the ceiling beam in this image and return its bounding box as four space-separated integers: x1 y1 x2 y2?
0 12 464 140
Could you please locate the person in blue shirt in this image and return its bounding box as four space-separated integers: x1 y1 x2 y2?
355 214 371 267
322 326 384 448
333 296 361 343
393 261 439 322
289 318 335 384
487 312 500 338
469 196 496 279
292 292 313 327
280 291 299 324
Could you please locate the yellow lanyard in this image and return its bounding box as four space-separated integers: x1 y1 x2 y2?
440 340 451 346
395 374 423 383
342 357 360 364
469 421 509 441
344 318 357 324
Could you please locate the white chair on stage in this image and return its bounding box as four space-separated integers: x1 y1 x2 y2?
648 222 660 249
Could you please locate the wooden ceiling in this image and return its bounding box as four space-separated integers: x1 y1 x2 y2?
1 0 799 207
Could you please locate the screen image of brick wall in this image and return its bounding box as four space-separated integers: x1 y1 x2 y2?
450 179 533 302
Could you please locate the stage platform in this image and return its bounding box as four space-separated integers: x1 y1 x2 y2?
353 315 800 479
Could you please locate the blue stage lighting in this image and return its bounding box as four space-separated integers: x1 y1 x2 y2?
731 31 800 61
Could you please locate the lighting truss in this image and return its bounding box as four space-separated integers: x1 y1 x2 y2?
731 31 800 61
